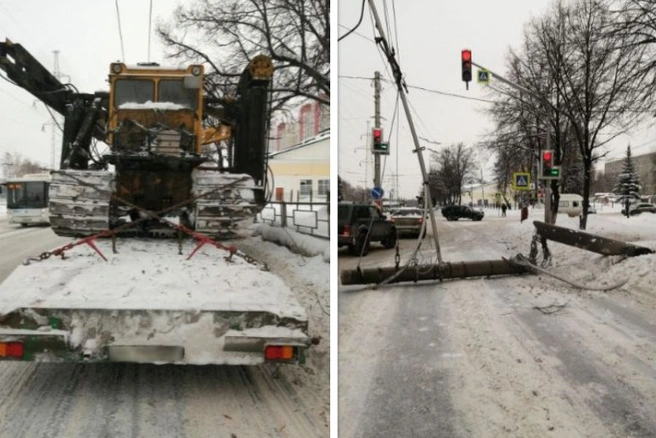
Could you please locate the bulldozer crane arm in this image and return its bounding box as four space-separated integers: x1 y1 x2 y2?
0 39 108 170
0 39 70 116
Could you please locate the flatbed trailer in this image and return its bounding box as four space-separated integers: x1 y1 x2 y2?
0 238 310 365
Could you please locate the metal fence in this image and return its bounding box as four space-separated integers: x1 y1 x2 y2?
258 200 330 240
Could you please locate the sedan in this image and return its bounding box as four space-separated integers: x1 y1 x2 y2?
622 203 656 216
389 207 426 238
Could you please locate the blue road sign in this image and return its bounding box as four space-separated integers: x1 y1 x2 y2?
512 172 531 191
371 187 384 199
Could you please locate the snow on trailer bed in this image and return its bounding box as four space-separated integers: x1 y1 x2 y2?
0 238 310 365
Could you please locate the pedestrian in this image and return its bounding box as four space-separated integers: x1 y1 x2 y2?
501 203 507 217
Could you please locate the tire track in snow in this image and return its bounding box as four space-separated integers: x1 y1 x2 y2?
249 365 326 437
349 286 458 438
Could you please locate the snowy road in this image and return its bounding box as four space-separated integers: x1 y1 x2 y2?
0 218 69 282
0 221 329 437
339 211 656 438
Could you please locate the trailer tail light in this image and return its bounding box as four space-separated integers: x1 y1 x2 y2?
342 225 351 236
0 342 24 358
265 345 295 361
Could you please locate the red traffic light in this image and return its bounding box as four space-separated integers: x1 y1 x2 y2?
543 151 552 161
461 50 472 83
373 128 382 140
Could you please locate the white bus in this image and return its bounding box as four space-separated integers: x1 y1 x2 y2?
4 173 51 226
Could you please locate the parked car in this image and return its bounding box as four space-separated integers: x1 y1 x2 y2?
622 203 656 216
389 207 426 238
440 205 484 221
338 202 398 256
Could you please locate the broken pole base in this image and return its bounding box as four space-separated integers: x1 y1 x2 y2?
533 221 654 257
340 259 530 286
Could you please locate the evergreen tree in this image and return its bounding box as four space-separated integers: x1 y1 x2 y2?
612 145 641 216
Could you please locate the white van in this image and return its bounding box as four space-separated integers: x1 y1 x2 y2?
558 193 583 217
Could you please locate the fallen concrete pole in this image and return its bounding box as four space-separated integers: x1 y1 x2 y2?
340 259 530 286
533 221 653 257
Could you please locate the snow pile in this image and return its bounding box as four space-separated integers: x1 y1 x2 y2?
0 200 6 219
118 101 188 110
496 208 656 306
0 238 306 317
253 223 330 262
236 234 329 420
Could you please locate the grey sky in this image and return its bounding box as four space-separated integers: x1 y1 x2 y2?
338 0 656 200
0 0 183 173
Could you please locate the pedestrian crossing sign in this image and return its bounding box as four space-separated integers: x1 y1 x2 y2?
477 69 491 84
512 172 531 191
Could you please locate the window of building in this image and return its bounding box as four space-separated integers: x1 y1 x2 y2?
318 179 329 196
300 179 313 197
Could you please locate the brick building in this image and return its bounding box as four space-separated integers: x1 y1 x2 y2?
271 101 330 152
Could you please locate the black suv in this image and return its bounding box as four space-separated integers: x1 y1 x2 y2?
441 205 484 221
338 203 397 255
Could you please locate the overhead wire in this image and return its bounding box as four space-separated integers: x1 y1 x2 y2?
43 103 63 133
391 0 401 64
339 78 376 103
382 0 393 52
338 0 366 41
148 0 153 62
339 75 498 104
337 24 376 44
0 3 53 65
115 0 126 62
366 5 395 84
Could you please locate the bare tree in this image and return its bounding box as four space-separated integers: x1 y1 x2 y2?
338 175 367 202
485 3 575 217
426 143 477 205
1 152 45 178
487 0 647 229
158 0 329 112
552 0 648 229
611 0 656 110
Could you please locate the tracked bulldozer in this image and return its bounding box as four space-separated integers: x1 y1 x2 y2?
0 39 273 238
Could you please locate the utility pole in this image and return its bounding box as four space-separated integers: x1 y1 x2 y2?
364 121 370 200
544 125 552 224
48 50 72 171
49 50 71 171
480 168 485 207
373 71 382 198
51 50 61 171
367 1 443 264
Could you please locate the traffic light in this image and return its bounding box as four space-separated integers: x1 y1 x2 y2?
462 49 472 83
540 150 561 179
372 127 389 154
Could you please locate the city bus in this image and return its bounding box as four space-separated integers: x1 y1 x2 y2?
4 173 51 226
